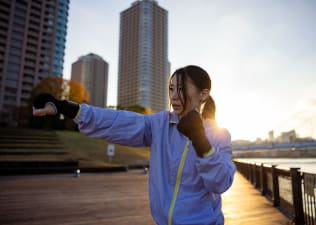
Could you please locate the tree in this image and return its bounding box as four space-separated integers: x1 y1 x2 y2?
31 77 90 103
112 104 152 114
68 80 90 104
126 105 146 114
144 107 153 114
31 76 66 100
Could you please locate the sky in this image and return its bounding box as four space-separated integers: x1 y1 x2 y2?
62 0 316 141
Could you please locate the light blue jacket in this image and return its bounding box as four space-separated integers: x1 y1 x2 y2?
74 104 236 225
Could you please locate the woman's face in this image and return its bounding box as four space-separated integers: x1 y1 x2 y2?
169 75 205 118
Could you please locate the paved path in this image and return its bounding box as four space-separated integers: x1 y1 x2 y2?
0 171 291 225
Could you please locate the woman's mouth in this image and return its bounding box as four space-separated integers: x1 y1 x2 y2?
172 104 181 111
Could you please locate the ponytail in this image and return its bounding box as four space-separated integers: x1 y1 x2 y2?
202 95 216 120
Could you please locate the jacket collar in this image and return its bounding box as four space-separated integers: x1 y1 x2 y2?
169 111 179 124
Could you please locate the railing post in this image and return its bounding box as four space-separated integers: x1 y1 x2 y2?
271 165 280 206
254 163 259 188
290 168 305 225
253 163 257 187
247 163 251 181
251 163 255 184
251 163 255 185
260 163 265 195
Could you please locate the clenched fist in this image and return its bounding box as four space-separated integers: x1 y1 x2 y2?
33 93 79 119
177 110 212 157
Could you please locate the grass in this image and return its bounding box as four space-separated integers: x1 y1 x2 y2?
55 130 150 168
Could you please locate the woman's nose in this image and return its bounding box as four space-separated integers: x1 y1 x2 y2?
171 90 178 100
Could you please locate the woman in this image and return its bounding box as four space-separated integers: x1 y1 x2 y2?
33 65 235 225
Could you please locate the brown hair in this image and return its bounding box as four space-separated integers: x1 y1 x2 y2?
169 65 216 119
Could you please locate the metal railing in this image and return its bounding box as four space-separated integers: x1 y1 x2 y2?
234 160 316 225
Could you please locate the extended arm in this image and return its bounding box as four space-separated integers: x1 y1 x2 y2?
74 104 152 147
33 94 152 147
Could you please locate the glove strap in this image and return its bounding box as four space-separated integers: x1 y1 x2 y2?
202 147 216 158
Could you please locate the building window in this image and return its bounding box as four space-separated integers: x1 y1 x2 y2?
7 71 19 79
5 79 18 87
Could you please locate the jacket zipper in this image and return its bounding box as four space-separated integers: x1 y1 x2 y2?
168 139 190 225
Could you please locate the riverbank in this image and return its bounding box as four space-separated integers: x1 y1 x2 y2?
233 148 316 158
234 158 316 173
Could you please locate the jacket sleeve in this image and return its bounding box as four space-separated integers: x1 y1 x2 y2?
195 121 236 194
74 104 152 147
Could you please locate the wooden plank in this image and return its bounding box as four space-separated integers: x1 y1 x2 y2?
0 170 155 225
0 171 291 225
222 172 291 225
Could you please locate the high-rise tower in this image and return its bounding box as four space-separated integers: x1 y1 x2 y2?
0 0 69 125
118 0 169 112
71 53 109 107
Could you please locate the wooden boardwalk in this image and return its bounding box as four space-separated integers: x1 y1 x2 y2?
0 171 291 225
222 172 291 225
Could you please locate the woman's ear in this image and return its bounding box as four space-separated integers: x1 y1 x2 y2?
200 89 210 102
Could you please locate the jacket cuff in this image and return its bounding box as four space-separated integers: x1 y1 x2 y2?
73 104 81 121
202 147 216 158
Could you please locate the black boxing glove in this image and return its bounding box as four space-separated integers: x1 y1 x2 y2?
33 93 79 119
177 110 212 157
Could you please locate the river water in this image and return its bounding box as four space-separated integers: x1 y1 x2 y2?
234 158 316 174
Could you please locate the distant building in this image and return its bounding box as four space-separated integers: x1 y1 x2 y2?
268 130 274 142
117 0 169 112
277 130 296 143
0 0 69 125
255 137 263 144
231 139 252 146
71 53 108 107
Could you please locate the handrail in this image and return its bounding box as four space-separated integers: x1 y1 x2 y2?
233 159 316 225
